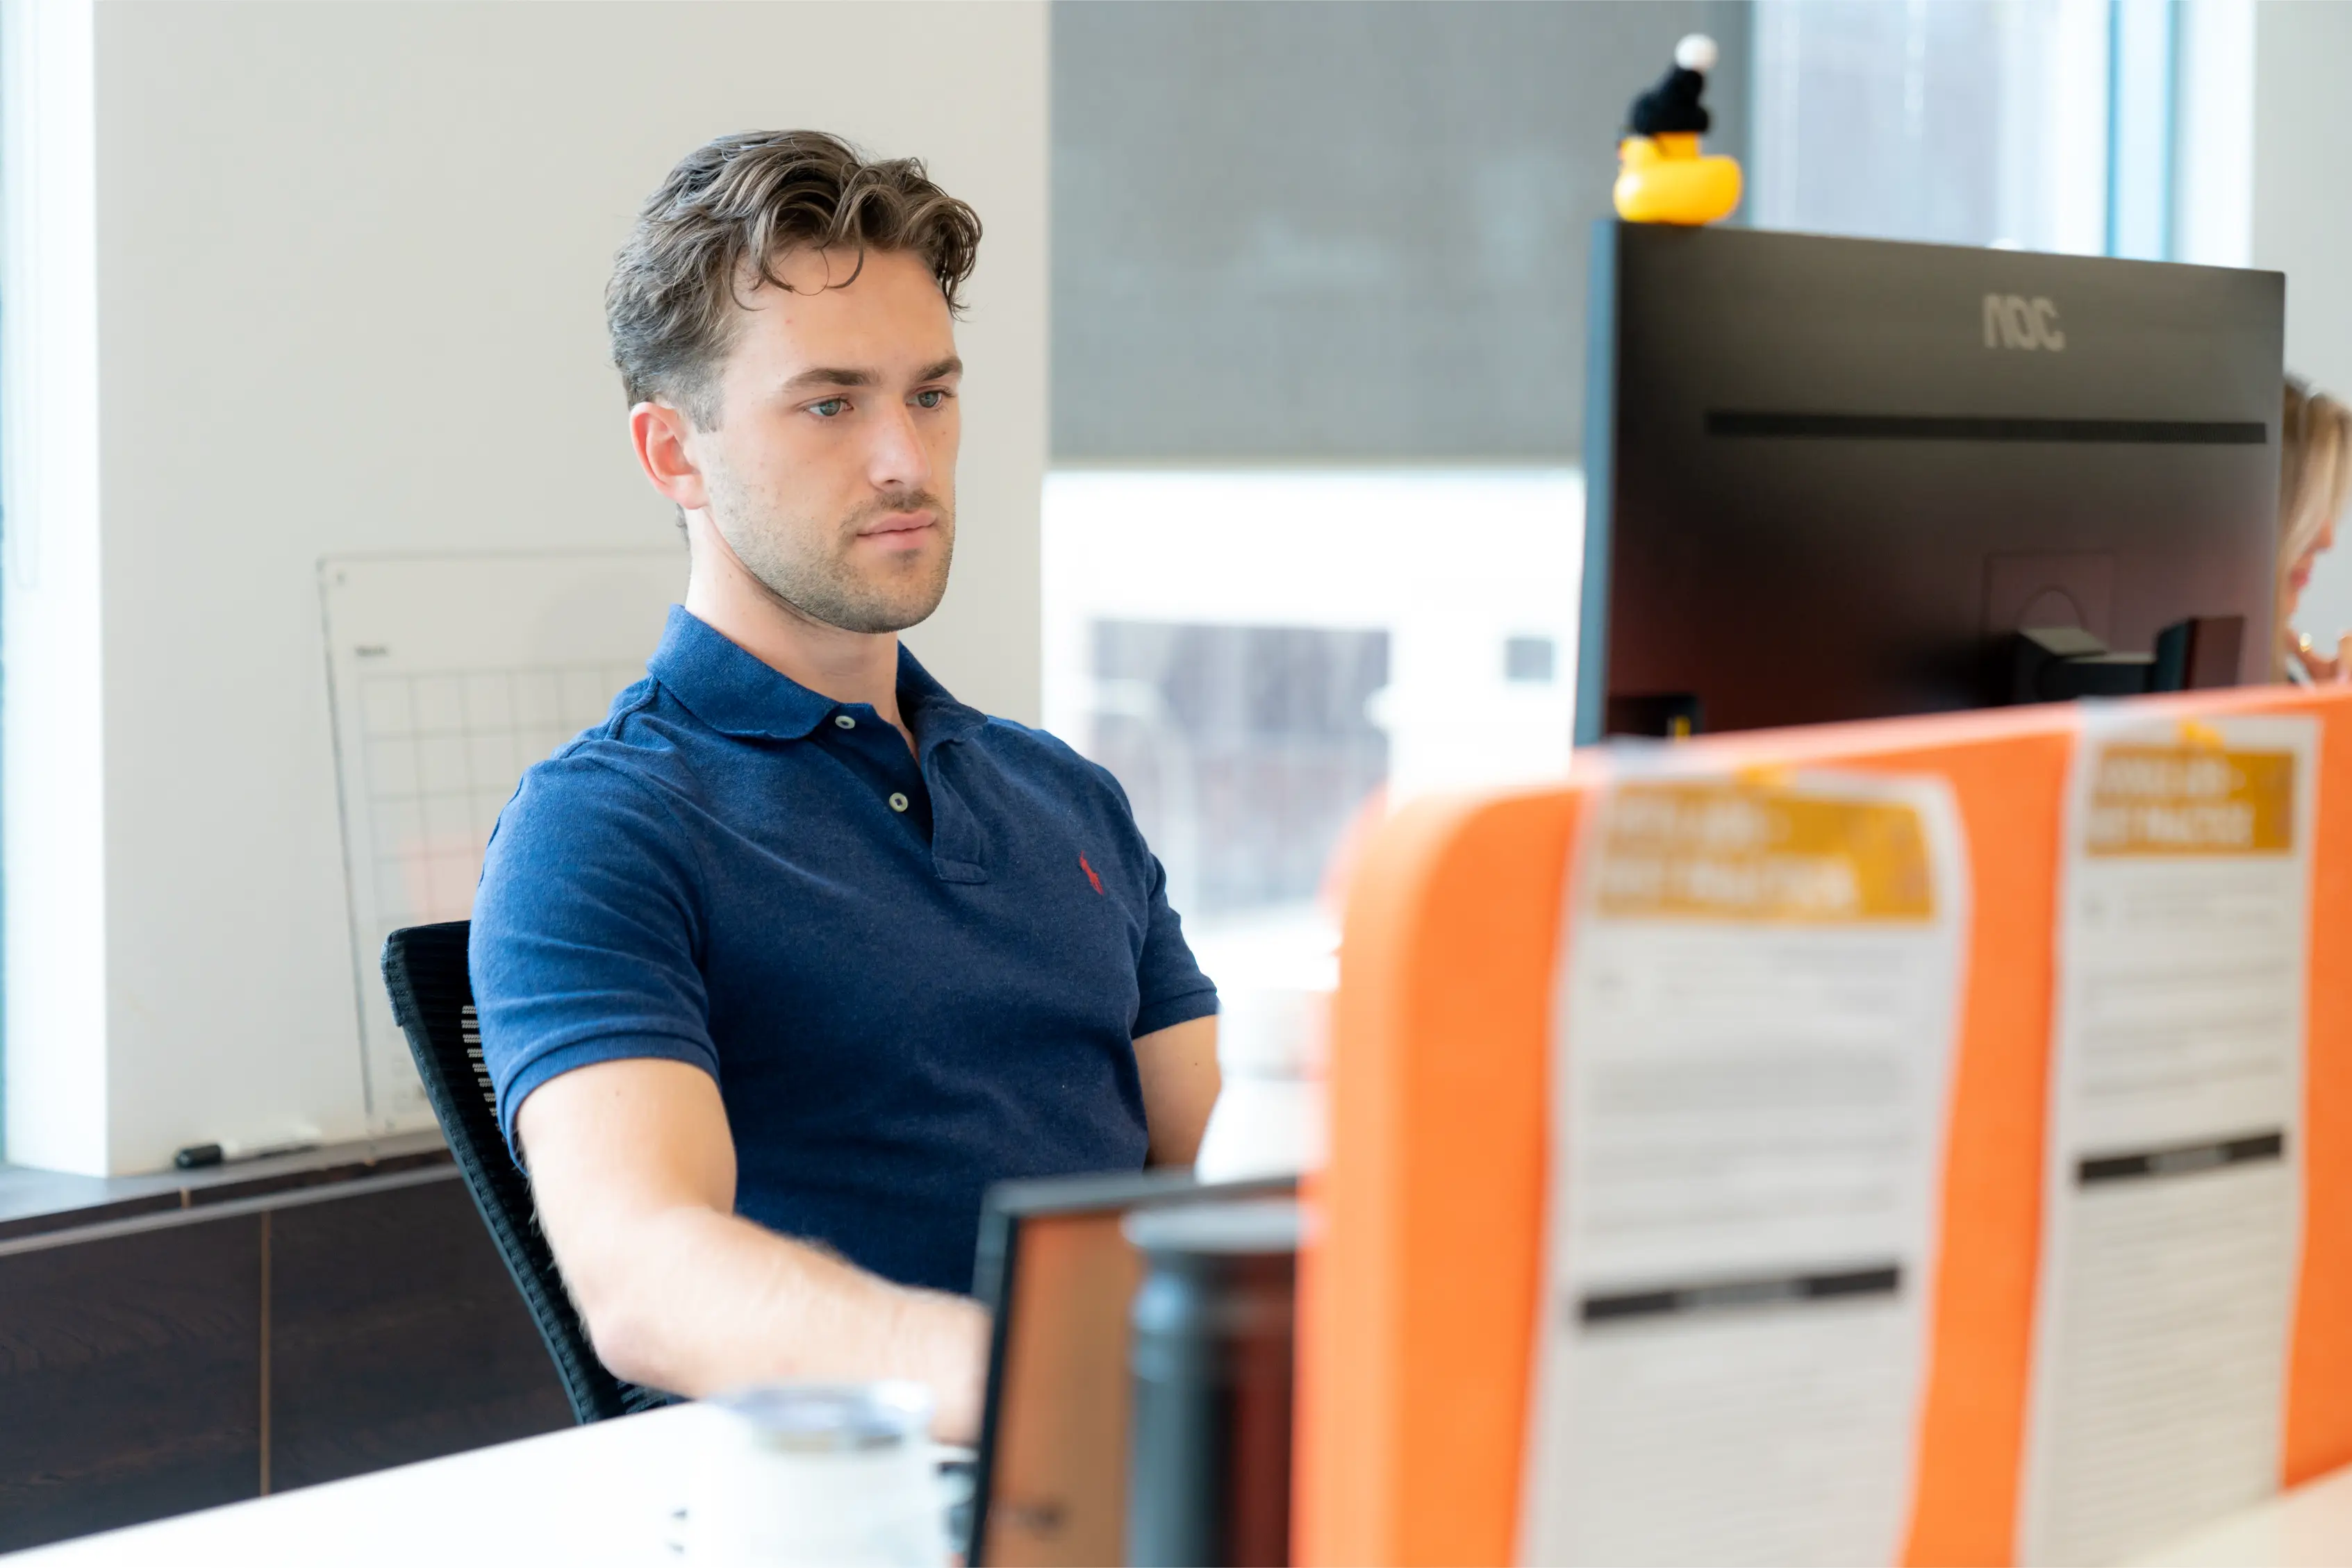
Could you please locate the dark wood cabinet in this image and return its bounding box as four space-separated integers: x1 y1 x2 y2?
267 1179 568 1492
0 1217 263 1544
0 1162 568 1553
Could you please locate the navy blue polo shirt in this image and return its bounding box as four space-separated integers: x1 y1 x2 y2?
470 606 1218 1294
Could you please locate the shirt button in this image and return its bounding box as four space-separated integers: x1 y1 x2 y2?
834 714 856 730
888 792 910 813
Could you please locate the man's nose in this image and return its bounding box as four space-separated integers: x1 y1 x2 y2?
866 402 933 493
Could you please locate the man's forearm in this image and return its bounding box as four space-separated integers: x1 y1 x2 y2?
579 1203 990 1438
516 1058 991 1439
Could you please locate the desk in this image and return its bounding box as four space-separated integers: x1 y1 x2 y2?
2136 1463 2352 1566
3 1402 720 1566
10 1400 2349 1567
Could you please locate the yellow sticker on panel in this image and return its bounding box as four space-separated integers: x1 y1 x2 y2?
2084 745 2296 857
1594 781 1937 923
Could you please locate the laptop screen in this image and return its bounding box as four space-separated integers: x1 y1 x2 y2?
966 1169 1299 1566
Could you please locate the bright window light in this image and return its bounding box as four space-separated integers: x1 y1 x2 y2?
1043 467 1582 953
1753 0 2114 256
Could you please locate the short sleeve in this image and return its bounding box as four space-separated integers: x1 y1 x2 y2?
1068 750 1218 1038
1132 849 1220 1037
1032 733 1204 1046
469 755 716 1162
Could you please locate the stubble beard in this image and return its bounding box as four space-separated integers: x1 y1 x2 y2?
707 467 955 636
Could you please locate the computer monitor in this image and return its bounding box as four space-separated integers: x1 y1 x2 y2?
1577 222 2285 742
965 1168 1297 1567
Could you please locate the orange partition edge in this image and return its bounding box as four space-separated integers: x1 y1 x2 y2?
1296 685 2352 1567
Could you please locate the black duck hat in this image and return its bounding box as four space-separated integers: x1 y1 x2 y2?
1627 34 1719 137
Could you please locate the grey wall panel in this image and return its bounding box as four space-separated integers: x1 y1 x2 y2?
1052 0 1750 461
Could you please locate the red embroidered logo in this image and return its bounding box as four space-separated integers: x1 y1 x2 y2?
1079 854 1105 895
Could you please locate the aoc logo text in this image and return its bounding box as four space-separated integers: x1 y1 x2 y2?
1984 293 2066 352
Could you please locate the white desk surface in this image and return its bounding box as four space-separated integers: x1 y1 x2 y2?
2135 1460 2352 1566
3 1401 726 1567
7 1399 2348 1567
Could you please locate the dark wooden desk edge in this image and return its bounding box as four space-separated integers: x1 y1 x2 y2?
0 1132 454 1243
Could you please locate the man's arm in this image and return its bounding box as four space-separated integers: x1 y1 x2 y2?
1135 1013 1220 1166
517 1056 991 1439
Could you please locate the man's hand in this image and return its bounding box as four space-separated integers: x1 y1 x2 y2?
516 1057 990 1440
1135 1014 1221 1166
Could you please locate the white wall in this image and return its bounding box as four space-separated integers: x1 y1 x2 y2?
1 0 106 1170
6 0 1047 1173
2253 0 2352 397
2254 0 2352 644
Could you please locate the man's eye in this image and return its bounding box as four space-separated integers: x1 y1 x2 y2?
914 389 947 410
811 398 850 418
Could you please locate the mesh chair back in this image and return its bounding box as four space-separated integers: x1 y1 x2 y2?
381 920 674 1423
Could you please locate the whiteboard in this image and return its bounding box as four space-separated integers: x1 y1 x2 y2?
320 551 687 1131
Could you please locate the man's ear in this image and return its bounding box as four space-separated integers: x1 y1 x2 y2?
629 400 711 512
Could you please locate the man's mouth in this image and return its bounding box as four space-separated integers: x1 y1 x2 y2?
854 492 943 546
856 512 936 556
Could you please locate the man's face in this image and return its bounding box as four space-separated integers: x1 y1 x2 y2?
685 247 961 634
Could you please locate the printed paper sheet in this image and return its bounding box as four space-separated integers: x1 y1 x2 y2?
2021 713 2314 1565
1520 763 1968 1566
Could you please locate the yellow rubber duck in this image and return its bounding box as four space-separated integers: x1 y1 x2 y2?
1614 35 1744 226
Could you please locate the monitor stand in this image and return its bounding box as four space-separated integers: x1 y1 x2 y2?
2007 616 2246 704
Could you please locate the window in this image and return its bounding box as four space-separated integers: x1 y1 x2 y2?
1753 0 2185 261
1043 469 1581 955
1753 0 2114 254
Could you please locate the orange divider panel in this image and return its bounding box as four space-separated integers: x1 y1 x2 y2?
2238 686 2352 1489
1298 787 1579 1568
1297 685 2352 1568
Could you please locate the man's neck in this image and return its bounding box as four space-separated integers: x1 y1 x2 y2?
681 512 905 735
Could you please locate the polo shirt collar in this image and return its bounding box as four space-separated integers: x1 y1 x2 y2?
649 607 834 740
647 606 987 751
896 643 988 754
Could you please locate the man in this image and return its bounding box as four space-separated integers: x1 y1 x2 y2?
470 131 1220 1441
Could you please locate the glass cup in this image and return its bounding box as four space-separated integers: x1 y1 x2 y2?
683 1381 949 1567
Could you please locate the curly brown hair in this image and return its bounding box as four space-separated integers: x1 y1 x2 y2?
606 129 982 427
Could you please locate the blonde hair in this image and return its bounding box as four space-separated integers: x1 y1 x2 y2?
2278 378 2352 674
2283 378 2352 590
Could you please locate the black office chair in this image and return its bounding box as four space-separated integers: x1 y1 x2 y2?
381 920 674 1423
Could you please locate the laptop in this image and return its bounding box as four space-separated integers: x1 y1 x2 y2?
964 1168 1300 1566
